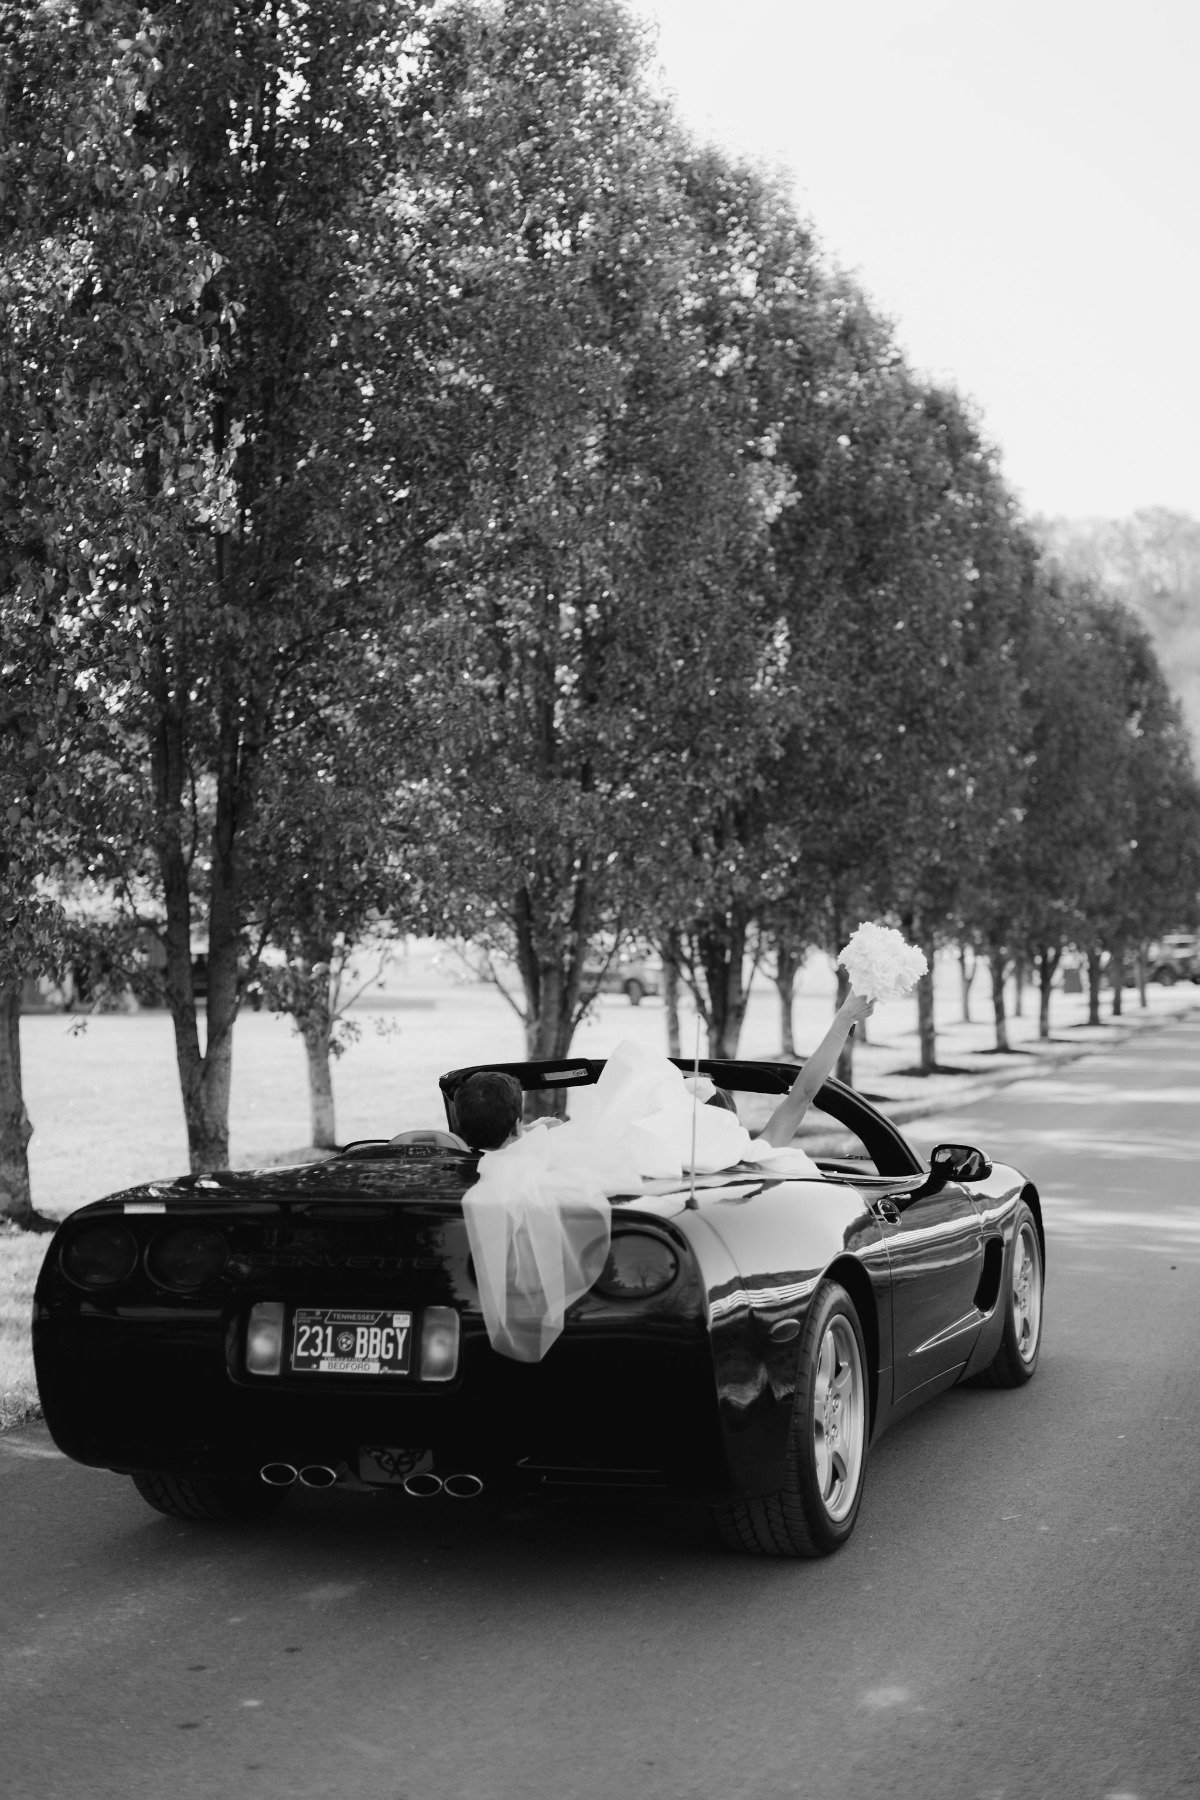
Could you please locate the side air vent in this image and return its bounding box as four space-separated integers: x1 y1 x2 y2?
973 1238 1004 1314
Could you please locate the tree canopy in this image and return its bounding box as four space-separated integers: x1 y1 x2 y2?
3 0 1198 1219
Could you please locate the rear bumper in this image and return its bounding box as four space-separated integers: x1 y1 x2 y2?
34 1308 733 1500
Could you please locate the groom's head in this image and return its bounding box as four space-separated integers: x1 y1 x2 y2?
453 1071 523 1151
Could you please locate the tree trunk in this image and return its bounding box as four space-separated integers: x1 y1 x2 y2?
521 974 576 1117
695 911 753 1059
834 962 855 1087
1012 955 1025 1018
902 914 936 1071
153 697 246 1171
1109 939 1125 1017
1033 944 1060 1039
773 937 801 1059
661 930 681 1058
1135 945 1148 1009
959 944 976 1023
301 1018 337 1148
513 883 588 1119
1086 949 1104 1026
988 948 1011 1052
0 973 49 1229
916 956 936 1072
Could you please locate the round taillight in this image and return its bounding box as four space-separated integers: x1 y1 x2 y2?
60 1224 138 1290
594 1232 679 1299
146 1226 228 1290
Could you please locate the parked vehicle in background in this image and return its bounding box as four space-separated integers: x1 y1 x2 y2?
1146 935 1199 985
583 957 660 1005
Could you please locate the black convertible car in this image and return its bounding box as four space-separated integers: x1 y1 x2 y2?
33 1057 1044 1557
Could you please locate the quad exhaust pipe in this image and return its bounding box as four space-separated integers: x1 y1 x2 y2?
403 1471 443 1497
298 1464 339 1489
443 1472 484 1499
404 1471 484 1498
260 1462 298 1487
259 1462 340 1488
260 1462 483 1497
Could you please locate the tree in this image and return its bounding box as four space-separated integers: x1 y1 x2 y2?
394 1 785 1091
963 576 1151 1045
1038 508 1200 764
767 336 1033 1078
2 0 427 1169
0 660 67 1228
243 678 429 1149
1071 596 1200 1017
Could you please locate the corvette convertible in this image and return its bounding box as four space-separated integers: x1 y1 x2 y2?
33 1056 1044 1557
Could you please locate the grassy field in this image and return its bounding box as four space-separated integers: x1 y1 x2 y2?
1 1224 48 1429
3 947 1185 1430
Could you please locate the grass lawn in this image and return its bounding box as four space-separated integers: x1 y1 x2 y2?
1 1224 48 1429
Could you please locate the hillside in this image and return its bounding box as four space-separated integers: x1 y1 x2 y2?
1035 508 1200 764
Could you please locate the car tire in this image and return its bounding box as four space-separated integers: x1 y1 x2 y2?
130 1471 289 1522
975 1202 1043 1389
1156 967 1177 985
711 1280 869 1557
624 978 644 1006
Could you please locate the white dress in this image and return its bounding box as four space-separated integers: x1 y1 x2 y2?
461 1039 821 1362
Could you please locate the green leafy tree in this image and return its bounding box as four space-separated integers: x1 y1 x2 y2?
394 0 785 1091
1038 508 1200 764
1072 596 1200 1018
242 677 431 1148
2 0 427 1170
766 337 1033 1078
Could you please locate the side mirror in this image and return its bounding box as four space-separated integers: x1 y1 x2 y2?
927 1143 993 1189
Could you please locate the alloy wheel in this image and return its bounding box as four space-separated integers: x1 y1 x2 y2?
812 1315 866 1521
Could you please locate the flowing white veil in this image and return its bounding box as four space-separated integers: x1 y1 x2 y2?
461 1041 822 1362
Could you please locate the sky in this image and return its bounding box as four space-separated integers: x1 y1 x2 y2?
631 0 1199 524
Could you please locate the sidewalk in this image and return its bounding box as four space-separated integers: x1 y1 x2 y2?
836 980 1200 1129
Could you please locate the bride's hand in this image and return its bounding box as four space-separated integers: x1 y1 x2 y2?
839 991 875 1029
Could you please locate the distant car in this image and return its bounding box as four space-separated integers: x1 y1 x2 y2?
1146 935 1199 985
34 1056 1044 1558
582 957 660 1005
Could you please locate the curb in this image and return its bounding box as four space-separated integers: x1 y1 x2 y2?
874 997 1200 1127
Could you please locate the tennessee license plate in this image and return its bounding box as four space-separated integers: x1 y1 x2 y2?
291 1308 413 1376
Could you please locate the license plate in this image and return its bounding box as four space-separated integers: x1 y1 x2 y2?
291 1308 413 1376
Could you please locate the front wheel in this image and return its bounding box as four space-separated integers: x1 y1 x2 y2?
976 1202 1044 1388
712 1280 869 1557
131 1471 289 1522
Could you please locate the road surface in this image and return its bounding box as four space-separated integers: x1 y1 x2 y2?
3 1016 1198 1799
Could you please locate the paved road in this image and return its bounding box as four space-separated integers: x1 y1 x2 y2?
3 1018 1199 1800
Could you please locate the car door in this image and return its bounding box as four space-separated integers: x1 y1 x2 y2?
873 1180 986 1402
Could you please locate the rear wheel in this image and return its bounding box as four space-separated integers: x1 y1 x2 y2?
976 1203 1043 1388
712 1280 869 1557
130 1471 289 1522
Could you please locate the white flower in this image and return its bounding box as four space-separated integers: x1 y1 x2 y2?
837 922 928 1003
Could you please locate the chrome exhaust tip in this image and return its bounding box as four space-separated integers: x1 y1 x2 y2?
297 1464 339 1489
442 1472 484 1499
260 1462 298 1487
402 1471 443 1498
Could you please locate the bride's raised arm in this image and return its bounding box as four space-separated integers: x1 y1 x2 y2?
756 991 874 1148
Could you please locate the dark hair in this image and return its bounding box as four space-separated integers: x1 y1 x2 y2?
453 1071 523 1151
705 1087 738 1115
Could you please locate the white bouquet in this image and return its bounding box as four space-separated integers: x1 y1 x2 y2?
837 922 928 1004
